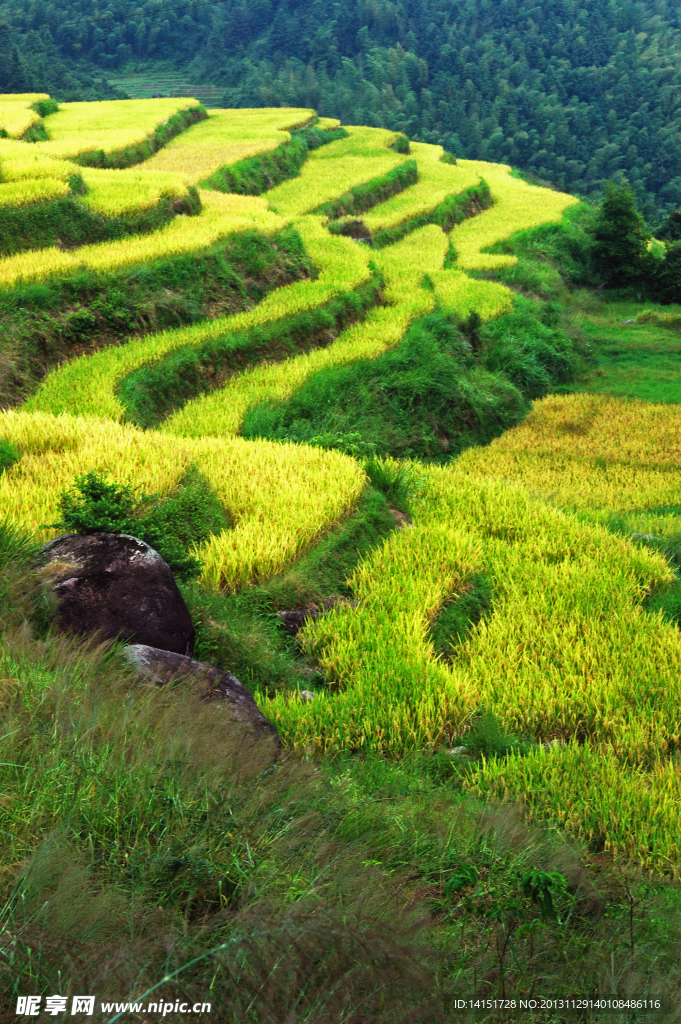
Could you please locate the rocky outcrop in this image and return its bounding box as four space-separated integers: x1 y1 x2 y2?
122 644 280 748
37 533 195 656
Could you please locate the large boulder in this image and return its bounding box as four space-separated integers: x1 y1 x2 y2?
122 644 280 749
37 533 195 656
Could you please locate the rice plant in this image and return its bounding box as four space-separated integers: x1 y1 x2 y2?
265 125 408 216
0 92 48 138
26 216 371 419
143 106 314 182
0 189 285 290
360 141 482 232
0 410 365 591
449 160 579 270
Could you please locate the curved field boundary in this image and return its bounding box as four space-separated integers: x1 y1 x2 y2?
161 226 515 440
449 160 579 271
0 190 285 290
161 224 450 438
265 126 408 216
35 99 206 164
360 142 483 233
143 107 315 183
0 184 200 258
26 218 372 420
0 409 364 592
312 159 418 220
0 93 49 138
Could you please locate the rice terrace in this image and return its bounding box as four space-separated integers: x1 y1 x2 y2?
2 90 681 1020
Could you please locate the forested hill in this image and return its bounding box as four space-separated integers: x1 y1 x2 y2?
3 0 681 219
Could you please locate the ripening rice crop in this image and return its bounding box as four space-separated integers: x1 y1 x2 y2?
265 126 407 216
162 223 447 438
143 107 314 182
455 392 681 513
468 744 681 874
449 160 579 270
360 142 482 232
28 216 372 421
0 409 365 592
0 176 69 207
264 517 480 753
33 98 201 160
0 139 73 182
265 461 679 760
0 189 284 291
0 93 48 138
80 167 186 216
430 268 514 320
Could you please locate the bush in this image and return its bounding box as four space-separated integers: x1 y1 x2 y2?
51 468 231 581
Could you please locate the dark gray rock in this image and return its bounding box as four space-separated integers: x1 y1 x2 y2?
122 644 280 748
37 533 195 656
276 594 357 637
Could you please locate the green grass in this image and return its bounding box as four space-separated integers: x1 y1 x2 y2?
565 297 681 404
0 226 312 409
118 270 383 429
242 305 578 462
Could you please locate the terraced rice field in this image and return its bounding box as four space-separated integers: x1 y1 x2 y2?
1 92 680 875
0 92 48 138
143 107 314 182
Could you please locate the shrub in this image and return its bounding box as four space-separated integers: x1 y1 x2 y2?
51 468 231 581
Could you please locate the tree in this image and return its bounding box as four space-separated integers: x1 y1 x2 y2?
590 181 650 288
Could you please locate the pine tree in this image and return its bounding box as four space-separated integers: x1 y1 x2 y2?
590 181 650 287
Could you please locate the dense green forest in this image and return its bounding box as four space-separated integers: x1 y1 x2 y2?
2 0 681 220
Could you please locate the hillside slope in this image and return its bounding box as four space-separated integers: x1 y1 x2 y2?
3 0 681 218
